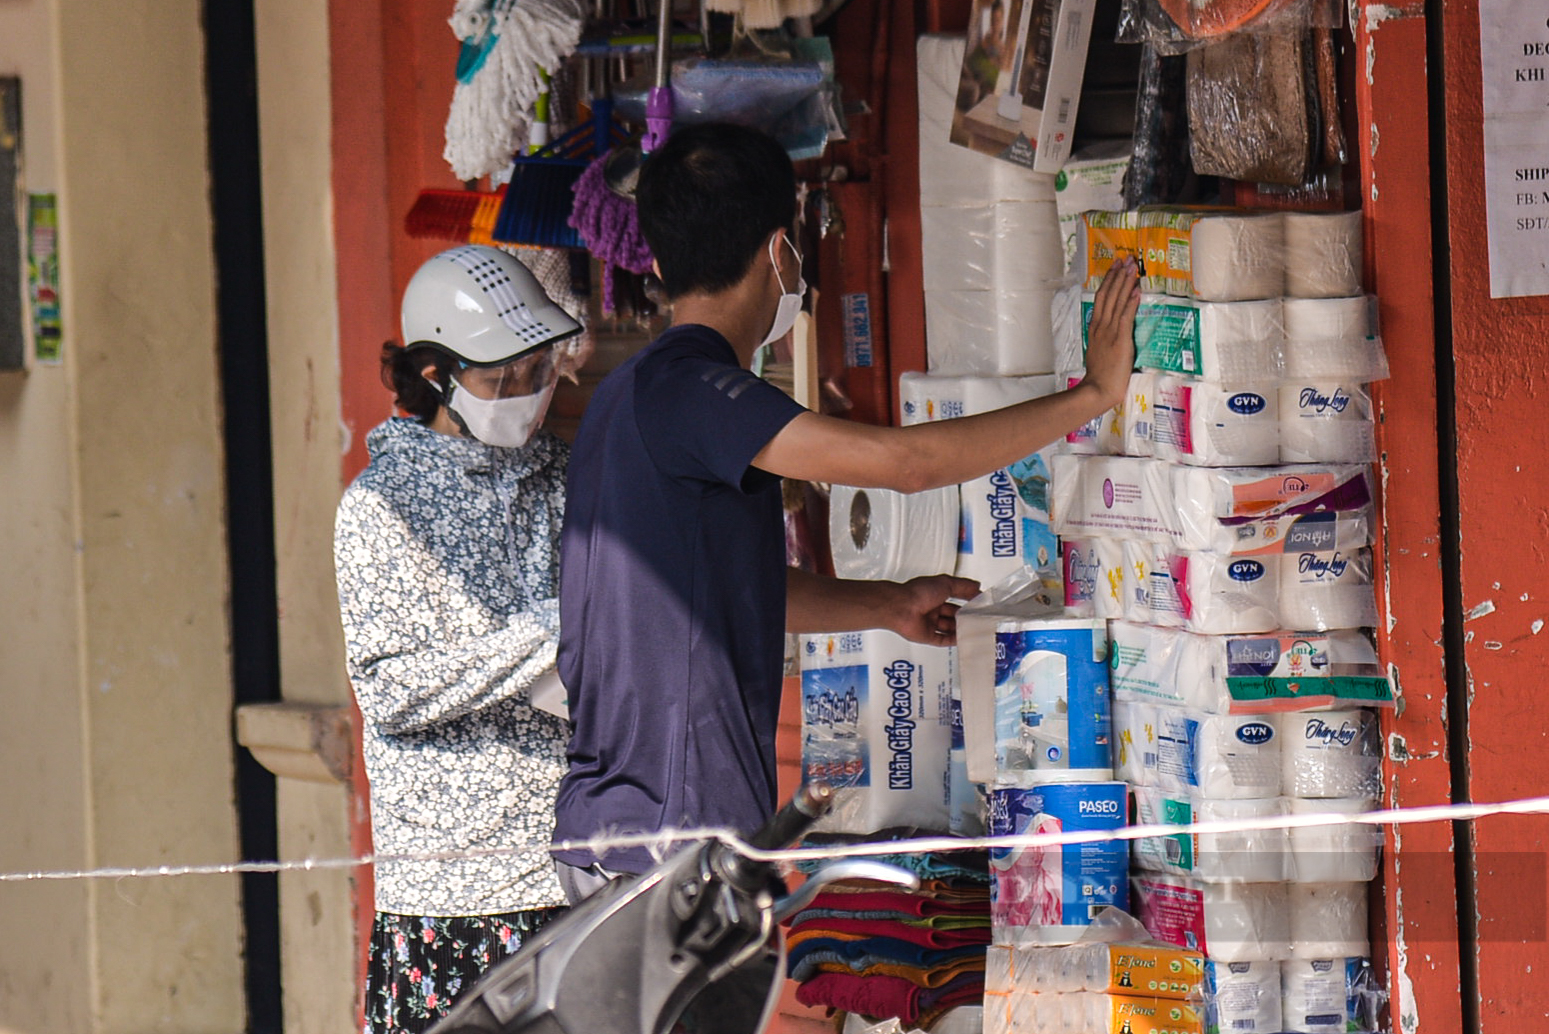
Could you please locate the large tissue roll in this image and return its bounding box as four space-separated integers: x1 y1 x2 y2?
1276 709 1382 800
1133 873 1292 963
1282 296 1390 381
828 483 958 582
1283 210 1363 299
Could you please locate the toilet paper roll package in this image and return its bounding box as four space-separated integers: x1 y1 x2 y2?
993 617 1112 782
984 991 1207 1034
1153 709 1283 799
1111 699 1159 786
1142 208 1287 302
1278 381 1377 463
1122 539 1164 624
987 940 1205 997
1205 960 1284 1034
989 782 1130 945
798 630 955 835
1283 210 1363 299
1280 957 1384 1034
1062 537 1128 619
995 200 1069 291
1132 873 1292 963
1288 882 1370 959
899 371 1064 589
1151 376 1281 467
1278 709 1382 799
1171 463 1373 535
1108 621 1395 713
1078 209 1144 291
924 286 1062 376
1278 545 1378 631
828 484 959 582
1051 454 1182 543
1141 547 1283 635
1182 507 1376 559
1061 372 1149 456
1282 296 1390 382
1080 295 1287 385
1287 797 1381 883
1132 789 1289 882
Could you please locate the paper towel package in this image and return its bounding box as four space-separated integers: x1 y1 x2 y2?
1108 621 1395 713
798 630 955 834
1278 381 1377 463
1287 797 1381 883
1051 454 1182 543
1186 507 1375 558
989 782 1130 945
1282 296 1391 382
987 941 1205 997
1079 209 1144 291
1062 537 1128 619
1061 371 1147 456
1283 211 1364 299
1277 709 1382 799
1143 209 1287 302
900 370 1063 424
924 286 1062 376
1111 698 1159 786
1121 540 1163 624
1281 957 1383 1034
984 990 1207 1034
955 570 1063 784
993 617 1112 782
1151 376 1281 467
921 203 996 291
1141 547 1283 634
1153 708 1284 799
1204 960 1284 1034
1278 545 1378 631
1132 873 1292 963
1077 294 1287 385
1132 789 1288 882
1171 463 1372 528
828 484 958 582
995 200 1068 290
1288 882 1370 959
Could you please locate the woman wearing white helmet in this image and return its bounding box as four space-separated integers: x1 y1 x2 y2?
333 245 583 1034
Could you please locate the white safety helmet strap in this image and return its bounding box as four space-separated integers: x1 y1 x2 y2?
401 245 583 366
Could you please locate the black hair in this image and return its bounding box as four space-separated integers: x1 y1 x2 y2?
380 340 455 423
636 122 798 300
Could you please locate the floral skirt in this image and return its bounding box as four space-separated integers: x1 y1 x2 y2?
365 907 565 1034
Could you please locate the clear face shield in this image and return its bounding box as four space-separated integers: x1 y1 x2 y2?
445 346 559 448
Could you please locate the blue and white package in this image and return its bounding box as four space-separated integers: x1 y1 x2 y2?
1153 708 1282 799
1205 960 1283 1034
993 617 1112 782
798 630 955 835
1280 957 1383 1034
948 689 985 836
988 782 1129 944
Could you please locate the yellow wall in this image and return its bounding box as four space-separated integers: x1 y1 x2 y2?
0 0 245 1030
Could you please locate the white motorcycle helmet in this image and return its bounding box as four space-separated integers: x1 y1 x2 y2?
401 244 582 364
402 245 583 447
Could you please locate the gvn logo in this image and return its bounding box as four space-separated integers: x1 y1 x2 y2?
1235 722 1275 745
1226 392 1266 415
1227 559 1265 582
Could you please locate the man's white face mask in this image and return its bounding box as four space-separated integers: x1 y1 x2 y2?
758 232 807 353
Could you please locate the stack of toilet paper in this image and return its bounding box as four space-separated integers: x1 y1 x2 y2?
918 34 1065 377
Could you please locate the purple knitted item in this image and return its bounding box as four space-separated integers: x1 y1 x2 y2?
568 152 654 314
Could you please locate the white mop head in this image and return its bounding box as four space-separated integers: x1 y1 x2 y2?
444 0 586 182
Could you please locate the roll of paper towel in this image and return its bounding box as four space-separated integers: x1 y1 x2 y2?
1171 464 1373 550
1145 549 1282 635
1284 211 1364 299
1288 882 1370 959
1206 960 1284 1034
1281 958 1381 1034
1277 709 1381 800
993 617 1112 781
1133 873 1292 962
922 203 995 291
989 782 1130 945
1278 381 1376 463
1051 454 1181 543
1107 621 1235 714
798 630 954 834
1287 797 1380 883
828 484 959 582
1111 699 1159 786
1062 537 1127 619
1154 708 1283 799
1180 507 1376 558
1151 376 1281 467
1113 296 1286 384
1132 789 1288 882
1283 296 1390 381
1278 546 1378 631
1155 210 1286 302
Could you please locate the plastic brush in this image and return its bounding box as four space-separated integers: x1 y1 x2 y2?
405 189 506 244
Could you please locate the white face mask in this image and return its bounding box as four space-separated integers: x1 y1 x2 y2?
446 380 554 448
760 232 807 350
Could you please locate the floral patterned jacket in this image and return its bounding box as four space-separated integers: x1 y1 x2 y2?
335 417 570 916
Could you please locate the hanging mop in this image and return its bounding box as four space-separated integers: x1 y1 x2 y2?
443 0 589 183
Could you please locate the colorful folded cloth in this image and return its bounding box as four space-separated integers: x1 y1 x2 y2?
789 907 990 930
794 844 990 884
916 972 987 1029
805 890 983 917
787 935 985 972
788 943 987 985
794 969 985 1027
787 917 991 949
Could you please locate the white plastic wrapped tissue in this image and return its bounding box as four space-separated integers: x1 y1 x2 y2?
1153 708 1283 799
1277 709 1382 800
1151 376 1280 467
828 484 958 582
1133 873 1292 963
1283 210 1363 298
1282 296 1390 381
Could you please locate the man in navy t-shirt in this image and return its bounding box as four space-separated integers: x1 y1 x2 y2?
553 123 1139 889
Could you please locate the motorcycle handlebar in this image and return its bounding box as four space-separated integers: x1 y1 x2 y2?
746 782 834 852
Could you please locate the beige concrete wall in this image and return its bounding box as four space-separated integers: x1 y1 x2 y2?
0 0 247 1031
